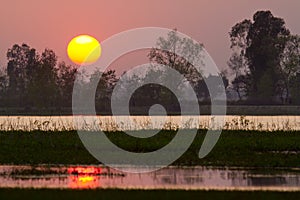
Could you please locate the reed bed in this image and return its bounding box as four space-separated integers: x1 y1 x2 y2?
0 115 299 131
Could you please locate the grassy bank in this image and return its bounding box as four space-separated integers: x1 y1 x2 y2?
0 130 300 167
0 188 300 200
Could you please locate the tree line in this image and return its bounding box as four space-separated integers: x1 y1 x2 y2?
0 10 299 115
0 44 118 114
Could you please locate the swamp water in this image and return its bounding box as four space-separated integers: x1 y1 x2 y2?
0 165 300 191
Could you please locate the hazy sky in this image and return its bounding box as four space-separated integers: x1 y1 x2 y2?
1 0 300 74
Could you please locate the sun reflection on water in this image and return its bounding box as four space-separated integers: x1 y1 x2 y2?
69 175 99 189
67 166 102 189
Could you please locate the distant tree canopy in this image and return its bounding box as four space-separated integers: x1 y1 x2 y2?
0 43 118 114
148 30 228 103
148 30 204 87
229 10 300 104
1 11 300 115
6 44 60 107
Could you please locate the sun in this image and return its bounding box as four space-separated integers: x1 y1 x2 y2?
67 35 101 65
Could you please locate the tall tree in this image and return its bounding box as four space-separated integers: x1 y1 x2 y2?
91 69 118 113
229 11 290 103
228 53 250 100
28 49 59 108
246 11 290 101
148 30 204 89
6 44 39 106
279 35 300 103
57 61 77 108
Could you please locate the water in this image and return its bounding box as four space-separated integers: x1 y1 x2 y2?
1 116 298 191
0 115 299 131
0 165 300 191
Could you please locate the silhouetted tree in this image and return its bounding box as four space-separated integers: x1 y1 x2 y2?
148 30 204 89
6 44 39 106
57 62 77 108
229 11 290 103
94 69 118 112
28 49 59 108
195 73 229 102
5 44 78 111
278 35 300 104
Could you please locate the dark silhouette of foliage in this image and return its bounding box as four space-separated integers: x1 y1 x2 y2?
229 10 295 104
7 44 39 107
148 30 204 89
2 12 300 115
1 43 119 114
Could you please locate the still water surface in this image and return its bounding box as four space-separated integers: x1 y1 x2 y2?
0 165 300 191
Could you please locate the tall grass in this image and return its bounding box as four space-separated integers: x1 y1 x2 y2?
0 115 299 131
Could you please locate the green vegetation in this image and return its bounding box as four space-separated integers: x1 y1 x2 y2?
0 188 300 200
0 130 300 167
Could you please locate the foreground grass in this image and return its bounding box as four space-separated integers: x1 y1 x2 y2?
0 130 300 167
0 188 300 200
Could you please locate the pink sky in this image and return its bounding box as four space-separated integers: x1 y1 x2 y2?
1 0 300 74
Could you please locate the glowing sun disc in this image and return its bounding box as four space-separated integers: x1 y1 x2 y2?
67 35 101 65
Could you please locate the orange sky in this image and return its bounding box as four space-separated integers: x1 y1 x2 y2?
1 0 300 74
